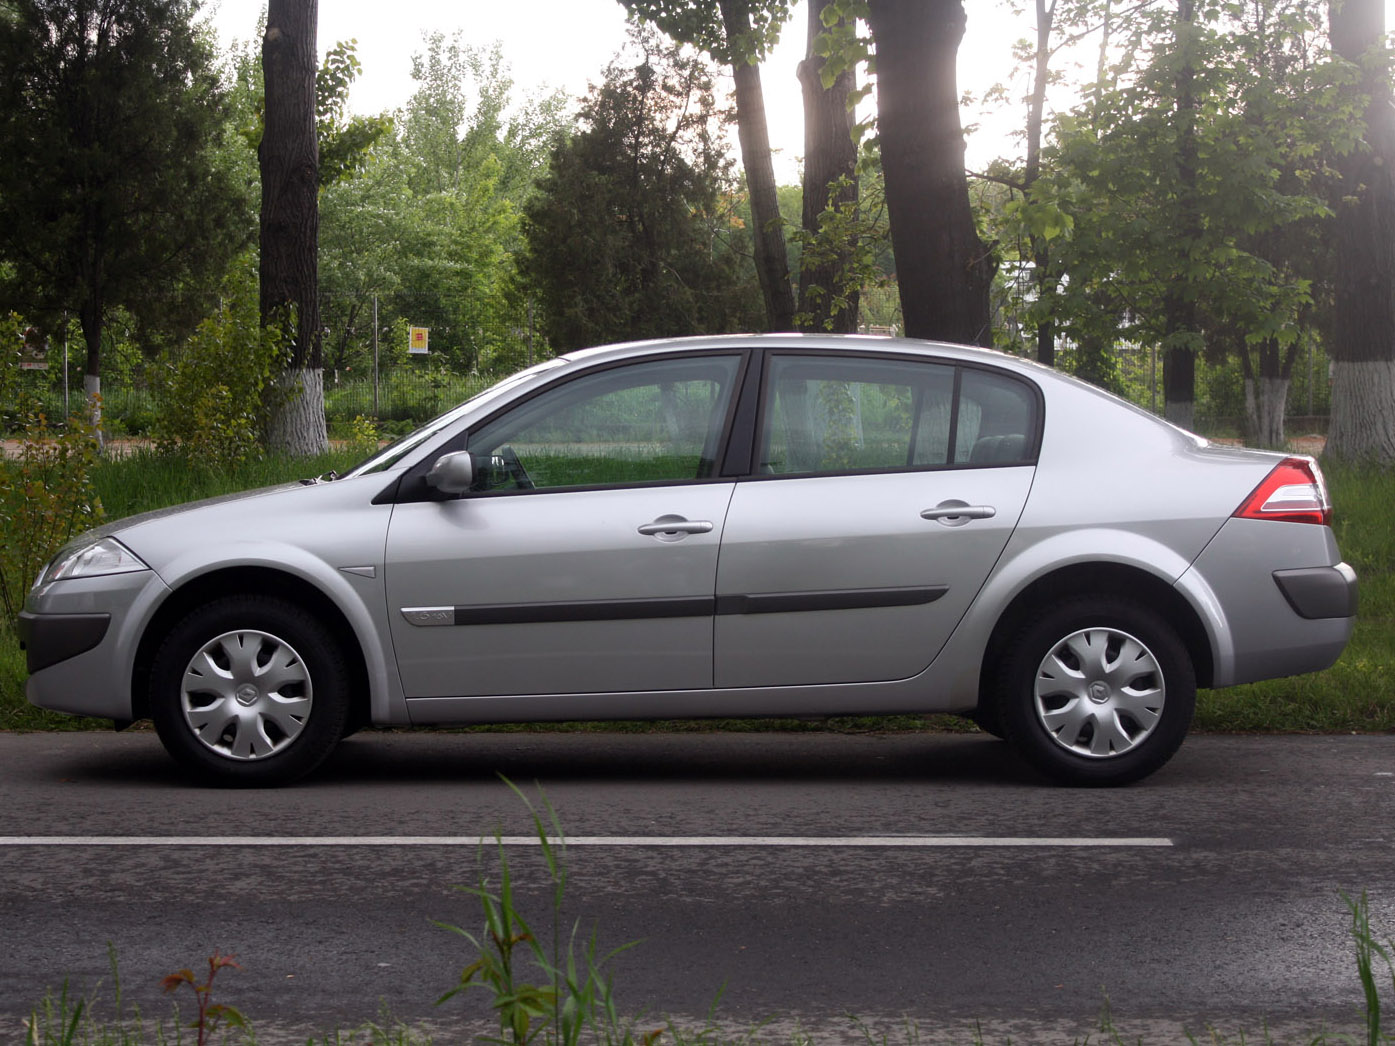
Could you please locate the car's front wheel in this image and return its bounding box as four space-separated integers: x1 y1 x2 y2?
150 595 350 786
996 597 1195 786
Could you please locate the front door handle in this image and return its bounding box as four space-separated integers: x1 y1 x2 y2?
920 503 997 526
638 515 715 539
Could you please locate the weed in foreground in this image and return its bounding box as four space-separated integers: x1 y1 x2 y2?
24 944 148 1046
159 953 246 1046
433 777 660 1046
1345 890 1395 1046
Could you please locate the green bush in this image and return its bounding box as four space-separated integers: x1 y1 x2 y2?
152 259 289 469
0 408 104 620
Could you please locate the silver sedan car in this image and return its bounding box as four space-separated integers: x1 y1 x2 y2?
19 335 1357 786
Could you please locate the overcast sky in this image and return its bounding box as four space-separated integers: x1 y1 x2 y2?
206 0 1034 178
205 1 1395 181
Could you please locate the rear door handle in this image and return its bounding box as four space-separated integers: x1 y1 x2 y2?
920 504 997 525
638 516 715 538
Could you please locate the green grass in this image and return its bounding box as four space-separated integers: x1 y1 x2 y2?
1194 464 1395 732
2 451 1392 734
91 446 365 521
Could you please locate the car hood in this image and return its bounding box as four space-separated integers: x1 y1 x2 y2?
88 472 398 577
88 482 306 542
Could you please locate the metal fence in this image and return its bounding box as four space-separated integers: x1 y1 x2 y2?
4 317 1332 442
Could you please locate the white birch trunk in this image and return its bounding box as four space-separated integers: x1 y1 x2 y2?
1243 377 1256 440
1325 359 1395 464
83 372 103 450
267 366 329 456
1244 376 1289 448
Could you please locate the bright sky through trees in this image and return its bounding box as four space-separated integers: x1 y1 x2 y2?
207 0 1031 177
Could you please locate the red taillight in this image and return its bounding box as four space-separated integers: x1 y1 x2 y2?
1233 456 1332 526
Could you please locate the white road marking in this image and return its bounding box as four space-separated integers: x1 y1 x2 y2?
0 835 1173 848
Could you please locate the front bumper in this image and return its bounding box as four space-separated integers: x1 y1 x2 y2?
22 568 168 720
17 611 110 673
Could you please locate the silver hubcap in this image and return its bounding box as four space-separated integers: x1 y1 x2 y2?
180 629 313 761
1033 626 1165 759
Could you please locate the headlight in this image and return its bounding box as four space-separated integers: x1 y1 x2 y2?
36 536 150 588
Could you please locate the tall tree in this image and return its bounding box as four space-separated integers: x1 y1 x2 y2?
796 1 860 332
1325 0 1395 463
1038 2 1333 432
618 0 797 331
1159 0 1202 430
864 0 996 345
0 0 249 428
520 29 762 350
260 0 326 453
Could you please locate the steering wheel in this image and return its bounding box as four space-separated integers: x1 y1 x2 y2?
497 444 535 489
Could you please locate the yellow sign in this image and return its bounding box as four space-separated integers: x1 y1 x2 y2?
409 327 429 354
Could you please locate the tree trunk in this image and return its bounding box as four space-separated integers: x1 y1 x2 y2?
1325 0 1395 464
266 368 329 452
1242 338 1292 448
260 0 327 455
796 3 859 333
1162 341 1195 431
717 0 795 333
865 0 995 345
1026 0 1056 366
1162 0 1201 429
78 299 104 444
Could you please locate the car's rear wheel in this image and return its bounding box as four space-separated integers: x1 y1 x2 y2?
996 597 1195 786
150 595 350 786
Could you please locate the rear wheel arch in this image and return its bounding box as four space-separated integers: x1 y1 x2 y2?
975 563 1214 721
132 567 370 733
994 593 1196 784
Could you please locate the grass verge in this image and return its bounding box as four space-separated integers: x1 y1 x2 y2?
2 453 1391 734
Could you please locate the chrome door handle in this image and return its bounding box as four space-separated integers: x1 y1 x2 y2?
638 517 715 537
920 504 996 524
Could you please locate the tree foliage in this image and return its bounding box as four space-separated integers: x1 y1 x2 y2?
619 0 797 331
1024 1 1344 432
316 40 393 188
520 27 762 351
154 257 290 468
0 0 251 413
317 33 567 377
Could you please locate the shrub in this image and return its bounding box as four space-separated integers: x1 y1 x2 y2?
152 259 289 469
0 407 104 619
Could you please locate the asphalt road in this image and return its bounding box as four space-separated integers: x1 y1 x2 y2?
1 729 1393 1044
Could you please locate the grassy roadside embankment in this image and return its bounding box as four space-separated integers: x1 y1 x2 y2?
1 451 1391 734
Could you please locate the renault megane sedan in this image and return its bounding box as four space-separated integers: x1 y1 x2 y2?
18 335 1358 786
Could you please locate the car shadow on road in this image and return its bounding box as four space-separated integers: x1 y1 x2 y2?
309 729 1048 788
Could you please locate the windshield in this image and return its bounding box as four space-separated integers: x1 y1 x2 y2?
340 357 571 478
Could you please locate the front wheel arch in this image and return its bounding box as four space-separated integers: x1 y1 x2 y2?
149 592 352 786
133 567 369 730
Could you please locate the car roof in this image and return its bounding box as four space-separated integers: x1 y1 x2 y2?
554 333 1043 374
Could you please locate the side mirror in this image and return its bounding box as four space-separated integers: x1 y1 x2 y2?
425 450 475 494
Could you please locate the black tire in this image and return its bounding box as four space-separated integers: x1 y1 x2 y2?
969 703 1006 738
149 595 350 786
995 596 1195 786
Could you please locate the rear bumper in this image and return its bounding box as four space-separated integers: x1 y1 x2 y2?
1183 518 1357 687
1273 563 1359 620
